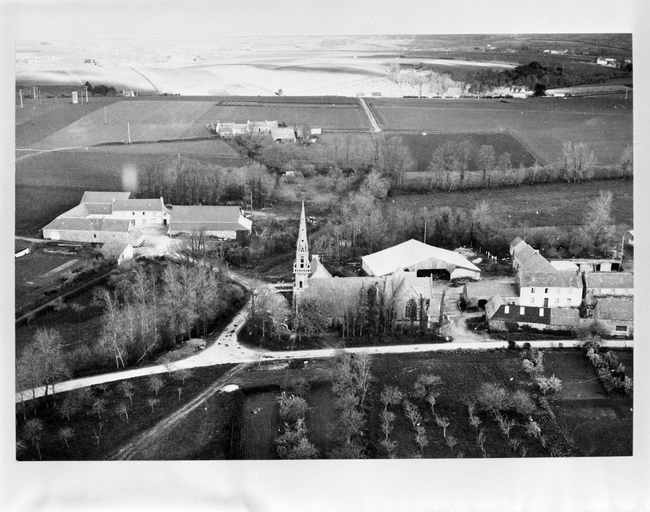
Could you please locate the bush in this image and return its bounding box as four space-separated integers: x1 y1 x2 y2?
507 340 519 351
476 383 511 415
536 375 562 396
277 392 309 424
505 321 519 333
510 390 536 415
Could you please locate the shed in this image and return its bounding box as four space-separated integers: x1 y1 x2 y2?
100 242 133 265
463 281 517 309
550 260 580 272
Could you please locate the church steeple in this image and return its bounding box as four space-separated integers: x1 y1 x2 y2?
293 201 310 297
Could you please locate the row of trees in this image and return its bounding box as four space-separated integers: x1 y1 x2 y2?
95 261 242 370
139 157 276 209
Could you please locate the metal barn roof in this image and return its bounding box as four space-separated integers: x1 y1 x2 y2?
362 239 480 277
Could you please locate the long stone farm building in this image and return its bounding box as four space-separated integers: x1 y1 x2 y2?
42 218 144 246
362 239 481 280
168 206 252 240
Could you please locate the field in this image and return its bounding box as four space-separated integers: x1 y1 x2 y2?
368 96 633 166
15 248 86 312
402 131 537 172
15 364 237 461
390 179 634 229
189 101 371 132
543 349 633 457
225 349 631 459
27 101 218 149
15 98 117 148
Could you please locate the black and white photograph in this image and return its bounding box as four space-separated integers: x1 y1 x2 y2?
3 1 648 511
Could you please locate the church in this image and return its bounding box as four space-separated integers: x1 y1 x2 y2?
292 202 446 329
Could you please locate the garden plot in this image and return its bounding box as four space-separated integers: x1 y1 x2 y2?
28 101 216 149
236 391 279 460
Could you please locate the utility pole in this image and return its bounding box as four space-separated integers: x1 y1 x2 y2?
423 221 427 243
85 86 89 103
104 106 107 124
250 190 253 215
127 122 132 144
19 90 23 108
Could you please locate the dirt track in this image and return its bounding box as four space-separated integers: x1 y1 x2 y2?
107 363 250 460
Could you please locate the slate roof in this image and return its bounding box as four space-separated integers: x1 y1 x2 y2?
510 236 525 251
550 260 580 272
518 271 582 288
309 257 333 279
514 245 557 273
362 239 480 277
58 204 91 218
81 191 131 204
595 297 634 321
270 127 296 140
100 242 131 258
585 273 634 290
112 198 170 213
464 281 517 299
549 307 580 326
169 206 252 233
43 218 133 232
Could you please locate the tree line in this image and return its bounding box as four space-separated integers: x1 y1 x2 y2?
16 259 245 399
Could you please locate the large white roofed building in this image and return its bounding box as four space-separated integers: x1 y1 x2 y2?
361 239 481 280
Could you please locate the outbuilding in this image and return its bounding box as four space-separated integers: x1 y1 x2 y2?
362 239 481 280
100 242 134 265
168 205 252 240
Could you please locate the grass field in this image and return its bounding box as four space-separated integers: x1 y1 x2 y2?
402 131 537 172
16 99 117 148
189 102 371 133
27 101 217 149
369 96 632 166
390 179 633 229
80 138 242 158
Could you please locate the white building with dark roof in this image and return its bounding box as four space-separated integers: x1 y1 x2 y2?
111 198 171 226
516 271 583 309
168 205 252 240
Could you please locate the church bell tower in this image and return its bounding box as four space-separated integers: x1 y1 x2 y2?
293 201 311 299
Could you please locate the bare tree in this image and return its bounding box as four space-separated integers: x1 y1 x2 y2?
148 375 164 396
560 141 596 183
57 427 75 448
116 402 129 423
579 190 616 257
147 398 160 413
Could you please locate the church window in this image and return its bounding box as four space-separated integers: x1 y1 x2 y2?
405 298 418 320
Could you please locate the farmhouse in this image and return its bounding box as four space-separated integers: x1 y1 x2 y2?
362 239 481 280
42 217 144 246
270 127 296 143
516 271 583 309
247 120 278 134
168 205 252 240
100 242 134 265
111 197 171 226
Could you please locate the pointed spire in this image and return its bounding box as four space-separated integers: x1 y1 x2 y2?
297 200 309 254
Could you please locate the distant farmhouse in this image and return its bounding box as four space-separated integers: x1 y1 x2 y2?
479 237 634 337
206 119 319 143
41 192 252 246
